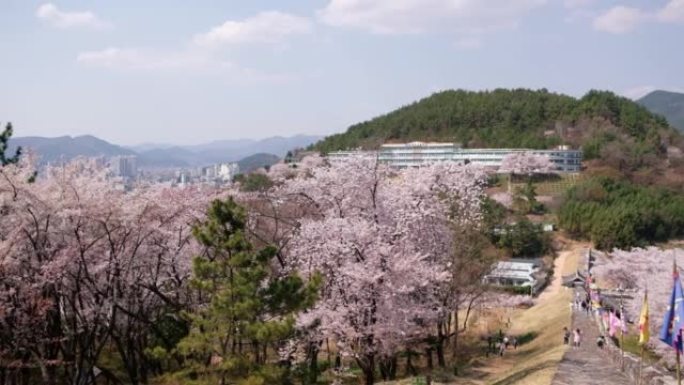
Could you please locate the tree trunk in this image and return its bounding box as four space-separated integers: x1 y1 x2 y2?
379 356 396 381
307 342 319 385
436 324 446 368
452 310 460 359
425 348 433 371
357 353 375 385
389 356 397 380
405 351 417 376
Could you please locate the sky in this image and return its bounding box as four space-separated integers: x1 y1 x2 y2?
1 0 683 145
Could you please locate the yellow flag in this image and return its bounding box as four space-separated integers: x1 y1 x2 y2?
639 291 649 345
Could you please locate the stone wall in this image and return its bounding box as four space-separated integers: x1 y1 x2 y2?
594 317 677 385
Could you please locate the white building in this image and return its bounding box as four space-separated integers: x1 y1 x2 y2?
328 141 582 172
201 163 240 183
217 163 240 182
483 259 544 294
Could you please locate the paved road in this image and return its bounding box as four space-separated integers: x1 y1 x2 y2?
551 293 632 385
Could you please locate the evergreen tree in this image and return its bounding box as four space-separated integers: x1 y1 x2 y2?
0 122 21 166
178 198 318 385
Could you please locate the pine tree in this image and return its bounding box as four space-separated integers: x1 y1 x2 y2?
178 198 318 385
0 122 21 166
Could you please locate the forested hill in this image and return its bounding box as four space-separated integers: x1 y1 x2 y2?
314 89 684 186
314 89 676 152
638 90 684 132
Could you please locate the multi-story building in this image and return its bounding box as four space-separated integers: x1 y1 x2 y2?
110 156 138 178
378 142 460 167
217 163 240 182
200 162 240 183
329 141 582 172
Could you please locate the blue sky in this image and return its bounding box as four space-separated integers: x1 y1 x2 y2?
1 0 683 145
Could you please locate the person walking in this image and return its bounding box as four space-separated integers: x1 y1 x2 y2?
596 335 605 349
512 337 519 349
573 328 582 348
563 327 570 345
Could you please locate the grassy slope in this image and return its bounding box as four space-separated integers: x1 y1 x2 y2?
483 243 579 385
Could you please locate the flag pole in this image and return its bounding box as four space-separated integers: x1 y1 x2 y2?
619 286 625 371
638 344 644 385
638 286 647 385
677 259 681 385
677 346 681 385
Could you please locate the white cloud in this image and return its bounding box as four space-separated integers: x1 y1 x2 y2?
454 37 482 49
36 3 109 29
77 47 228 71
592 0 684 34
563 0 595 10
658 0 684 23
76 47 295 84
592 6 645 34
194 11 313 47
317 0 547 35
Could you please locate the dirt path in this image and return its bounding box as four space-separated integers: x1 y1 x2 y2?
538 248 571 302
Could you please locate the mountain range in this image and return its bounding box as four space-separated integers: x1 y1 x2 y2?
9 134 322 171
638 90 684 132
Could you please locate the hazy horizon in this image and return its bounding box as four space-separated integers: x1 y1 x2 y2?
2 0 683 145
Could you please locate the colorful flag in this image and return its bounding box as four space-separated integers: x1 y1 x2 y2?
609 311 622 337
639 290 650 345
658 269 684 352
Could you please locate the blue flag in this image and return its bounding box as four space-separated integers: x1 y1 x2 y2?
659 273 684 351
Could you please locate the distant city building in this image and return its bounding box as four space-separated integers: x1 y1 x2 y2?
217 163 239 181
328 141 582 172
200 162 240 183
110 156 138 178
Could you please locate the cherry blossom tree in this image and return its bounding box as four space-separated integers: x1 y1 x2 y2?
267 154 327 183
278 156 487 384
0 158 216 385
499 152 556 176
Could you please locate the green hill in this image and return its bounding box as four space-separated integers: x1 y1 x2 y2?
315 89 673 151
314 89 684 186
638 90 684 132
237 153 280 173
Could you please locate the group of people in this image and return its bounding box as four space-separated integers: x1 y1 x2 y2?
573 292 592 316
485 331 519 357
563 327 582 348
563 326 607 349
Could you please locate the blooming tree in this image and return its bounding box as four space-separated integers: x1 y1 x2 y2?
268 154 327 183
0 158 215 385
499 152 556 175
278 157 487 384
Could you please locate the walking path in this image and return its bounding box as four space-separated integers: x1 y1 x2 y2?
551 292 631 385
